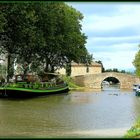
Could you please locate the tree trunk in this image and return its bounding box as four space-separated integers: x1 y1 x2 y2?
6 53 11 83
66 61 71 76
50 66 55 73
44 62 49 72
23 68 28 75
44 58 51 73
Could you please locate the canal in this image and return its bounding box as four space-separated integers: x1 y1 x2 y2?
0 86 140 138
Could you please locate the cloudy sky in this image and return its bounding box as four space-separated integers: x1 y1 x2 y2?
67 2 140 72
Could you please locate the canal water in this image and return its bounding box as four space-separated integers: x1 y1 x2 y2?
0 86 140 138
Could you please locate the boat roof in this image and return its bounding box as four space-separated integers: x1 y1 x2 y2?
44 72 60 75
38 72 61 76
133 84 140 86
15 73 61 76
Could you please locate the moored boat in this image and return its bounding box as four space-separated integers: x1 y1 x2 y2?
0 73 69 98
133 84 140 91
135 85 140 96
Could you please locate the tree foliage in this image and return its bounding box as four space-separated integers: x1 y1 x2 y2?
95 60 105 72
0 2 92 80
34 2 91 73
104 68 133 74
133 45 140 76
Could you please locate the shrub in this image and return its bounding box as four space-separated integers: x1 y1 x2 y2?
124 119 140 138
61 75 81 88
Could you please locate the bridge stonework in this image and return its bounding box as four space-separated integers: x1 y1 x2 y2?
72 72 140 89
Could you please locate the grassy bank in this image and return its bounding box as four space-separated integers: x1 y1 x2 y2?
61 75 84 90
124 118 140 138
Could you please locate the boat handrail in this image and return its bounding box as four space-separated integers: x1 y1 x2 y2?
4 81 67 89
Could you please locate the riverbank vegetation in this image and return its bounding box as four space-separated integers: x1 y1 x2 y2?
133 45 140 76
124 118 140 138
104 68 134 74
0 2 93 82
95 60 134 74
61 75 83 90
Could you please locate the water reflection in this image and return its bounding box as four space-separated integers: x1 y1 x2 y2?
0 86 139 138
102 84 120 91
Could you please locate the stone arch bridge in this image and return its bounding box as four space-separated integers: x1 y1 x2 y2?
72 72 140 89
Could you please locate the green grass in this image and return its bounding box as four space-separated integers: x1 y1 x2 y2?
124 118 140 138
61 75 84 90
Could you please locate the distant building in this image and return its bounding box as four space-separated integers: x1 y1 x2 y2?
57 62 102 77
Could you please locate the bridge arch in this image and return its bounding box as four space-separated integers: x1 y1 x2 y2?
101 76 120 89
102 76 120 84
72 72 140 89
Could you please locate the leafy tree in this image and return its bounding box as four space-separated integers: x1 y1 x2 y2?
104 68 129 74
120 70 126 73
133 46 140 76
0 2 91 79
34 2 90 74
15 3 39 75
0 11 6 33
95 60 105 72
0 4 20 82
0 3 39 79
112 68 119 72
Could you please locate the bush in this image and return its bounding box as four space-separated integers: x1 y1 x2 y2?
61 75 81 88
124 119 140 138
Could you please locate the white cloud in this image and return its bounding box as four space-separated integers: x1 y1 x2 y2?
69 2 140 71
90 42 139 70
118 3 140 14
83 11 140 34
93 50 137 70
87 36 140 48
88 36 140 42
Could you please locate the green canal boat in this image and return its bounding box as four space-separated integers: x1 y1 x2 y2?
0 73 69 98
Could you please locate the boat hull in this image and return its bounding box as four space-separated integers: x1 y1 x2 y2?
0 88 7 97
136 91 140 96
0 86 69 98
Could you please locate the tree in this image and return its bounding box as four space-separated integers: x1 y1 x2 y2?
34 2 90 74
120 70 126 73
15 3 40 75
112 68 119 72
133 46 140 76
0 3 39 79
0 4 20 82
95 60 105 72
0 2 91 79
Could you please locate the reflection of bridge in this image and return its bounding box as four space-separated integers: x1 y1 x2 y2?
72 72 140 89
